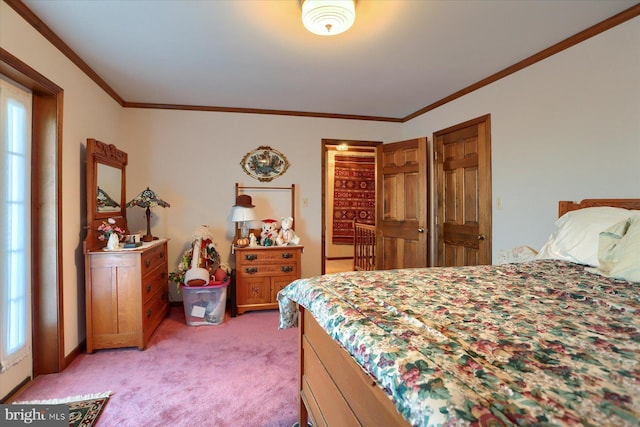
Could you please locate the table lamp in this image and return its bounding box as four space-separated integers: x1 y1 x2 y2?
232 194 256 240
126 187 170 242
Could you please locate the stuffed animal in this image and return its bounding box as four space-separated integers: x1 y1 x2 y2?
276 216 300 246
260 219 279 246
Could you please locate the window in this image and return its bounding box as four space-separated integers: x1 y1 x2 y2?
0 77 32 373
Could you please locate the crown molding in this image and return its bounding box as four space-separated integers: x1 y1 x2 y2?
6 0 639 123
403 3 640 121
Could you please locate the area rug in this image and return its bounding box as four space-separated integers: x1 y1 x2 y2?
332 155 375 244
14 391 112 427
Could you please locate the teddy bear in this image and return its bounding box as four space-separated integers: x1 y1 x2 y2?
260 219 279 246
276 216 300 246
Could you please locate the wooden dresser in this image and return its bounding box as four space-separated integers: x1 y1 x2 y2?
234 245 303 314
85 239 169 352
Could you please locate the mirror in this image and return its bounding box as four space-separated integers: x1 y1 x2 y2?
96 163 122 212
84 138 128 252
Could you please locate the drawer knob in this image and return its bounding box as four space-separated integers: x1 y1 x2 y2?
245 267 258 274
146 284 152 293
245 254 257 261
159 251 164 258
281 253 293 259
146 309 152 318
145 259 151 268
281 266 293 273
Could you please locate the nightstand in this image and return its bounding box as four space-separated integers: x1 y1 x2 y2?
234 245 303 314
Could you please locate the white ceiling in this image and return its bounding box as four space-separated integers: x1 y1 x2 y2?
22 0 639 120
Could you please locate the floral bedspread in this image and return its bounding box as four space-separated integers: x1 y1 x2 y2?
277 260 640 427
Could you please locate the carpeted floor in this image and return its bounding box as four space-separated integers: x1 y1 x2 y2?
14 307 299 426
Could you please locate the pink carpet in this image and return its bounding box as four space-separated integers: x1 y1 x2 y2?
16 307 299 426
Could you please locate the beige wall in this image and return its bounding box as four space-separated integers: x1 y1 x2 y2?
120 110 402 301
2 2 638 356
403 16 640 258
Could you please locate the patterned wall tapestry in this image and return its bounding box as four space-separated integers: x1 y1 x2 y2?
332 155 375 245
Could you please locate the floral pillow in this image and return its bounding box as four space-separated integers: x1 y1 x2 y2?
592 214 640 283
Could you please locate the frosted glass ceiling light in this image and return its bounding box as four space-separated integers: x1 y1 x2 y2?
302 0 356 36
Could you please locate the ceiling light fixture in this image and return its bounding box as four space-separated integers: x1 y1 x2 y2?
301 0 356 36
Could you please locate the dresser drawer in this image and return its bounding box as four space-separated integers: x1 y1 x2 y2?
236 248 300 266
141 265 167 304
237 262 299 277
143 289 168 333
141 242 167 274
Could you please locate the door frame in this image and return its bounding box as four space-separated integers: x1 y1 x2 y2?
1 49 64 401
321 139 381 275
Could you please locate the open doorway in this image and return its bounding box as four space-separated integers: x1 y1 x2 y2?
321 139 381 275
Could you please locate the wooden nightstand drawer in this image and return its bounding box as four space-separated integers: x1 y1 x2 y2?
238 262 298 277
236 248 300 266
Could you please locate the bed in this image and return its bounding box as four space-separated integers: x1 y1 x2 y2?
278 199 640 427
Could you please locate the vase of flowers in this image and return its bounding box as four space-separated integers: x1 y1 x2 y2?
97 218 124 250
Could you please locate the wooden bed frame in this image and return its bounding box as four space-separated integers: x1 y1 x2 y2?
297 198 640 427
558 198 640 217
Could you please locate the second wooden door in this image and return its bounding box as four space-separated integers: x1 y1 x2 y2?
434 115 492 266
377 137 428 269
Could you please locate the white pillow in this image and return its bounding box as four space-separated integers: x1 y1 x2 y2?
594 215 640 282
536 207 637 267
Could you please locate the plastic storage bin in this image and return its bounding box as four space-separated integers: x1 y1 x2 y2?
181 279 230 326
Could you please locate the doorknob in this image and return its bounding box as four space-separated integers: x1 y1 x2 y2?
478 234 486 240
418 228 425 233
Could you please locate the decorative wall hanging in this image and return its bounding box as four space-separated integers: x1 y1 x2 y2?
240 146 290 182
332 155 375 245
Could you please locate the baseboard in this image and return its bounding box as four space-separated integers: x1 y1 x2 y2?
63 339 86 369
1 376 31 403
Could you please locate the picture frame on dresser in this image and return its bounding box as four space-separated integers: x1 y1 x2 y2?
83 139 169 352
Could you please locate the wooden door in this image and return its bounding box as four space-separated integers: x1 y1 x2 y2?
376 137 428 269
434 115 492 266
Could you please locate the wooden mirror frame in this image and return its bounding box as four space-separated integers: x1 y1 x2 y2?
234 183 295 244
84 138 128 252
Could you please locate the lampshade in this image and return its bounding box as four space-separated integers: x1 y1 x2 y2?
232 206 257 223
301 0 356 36
126 187 170 209
232 206 256 241
126 187 170 242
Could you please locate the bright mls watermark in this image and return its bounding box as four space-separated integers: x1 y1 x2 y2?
1 404 67 426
